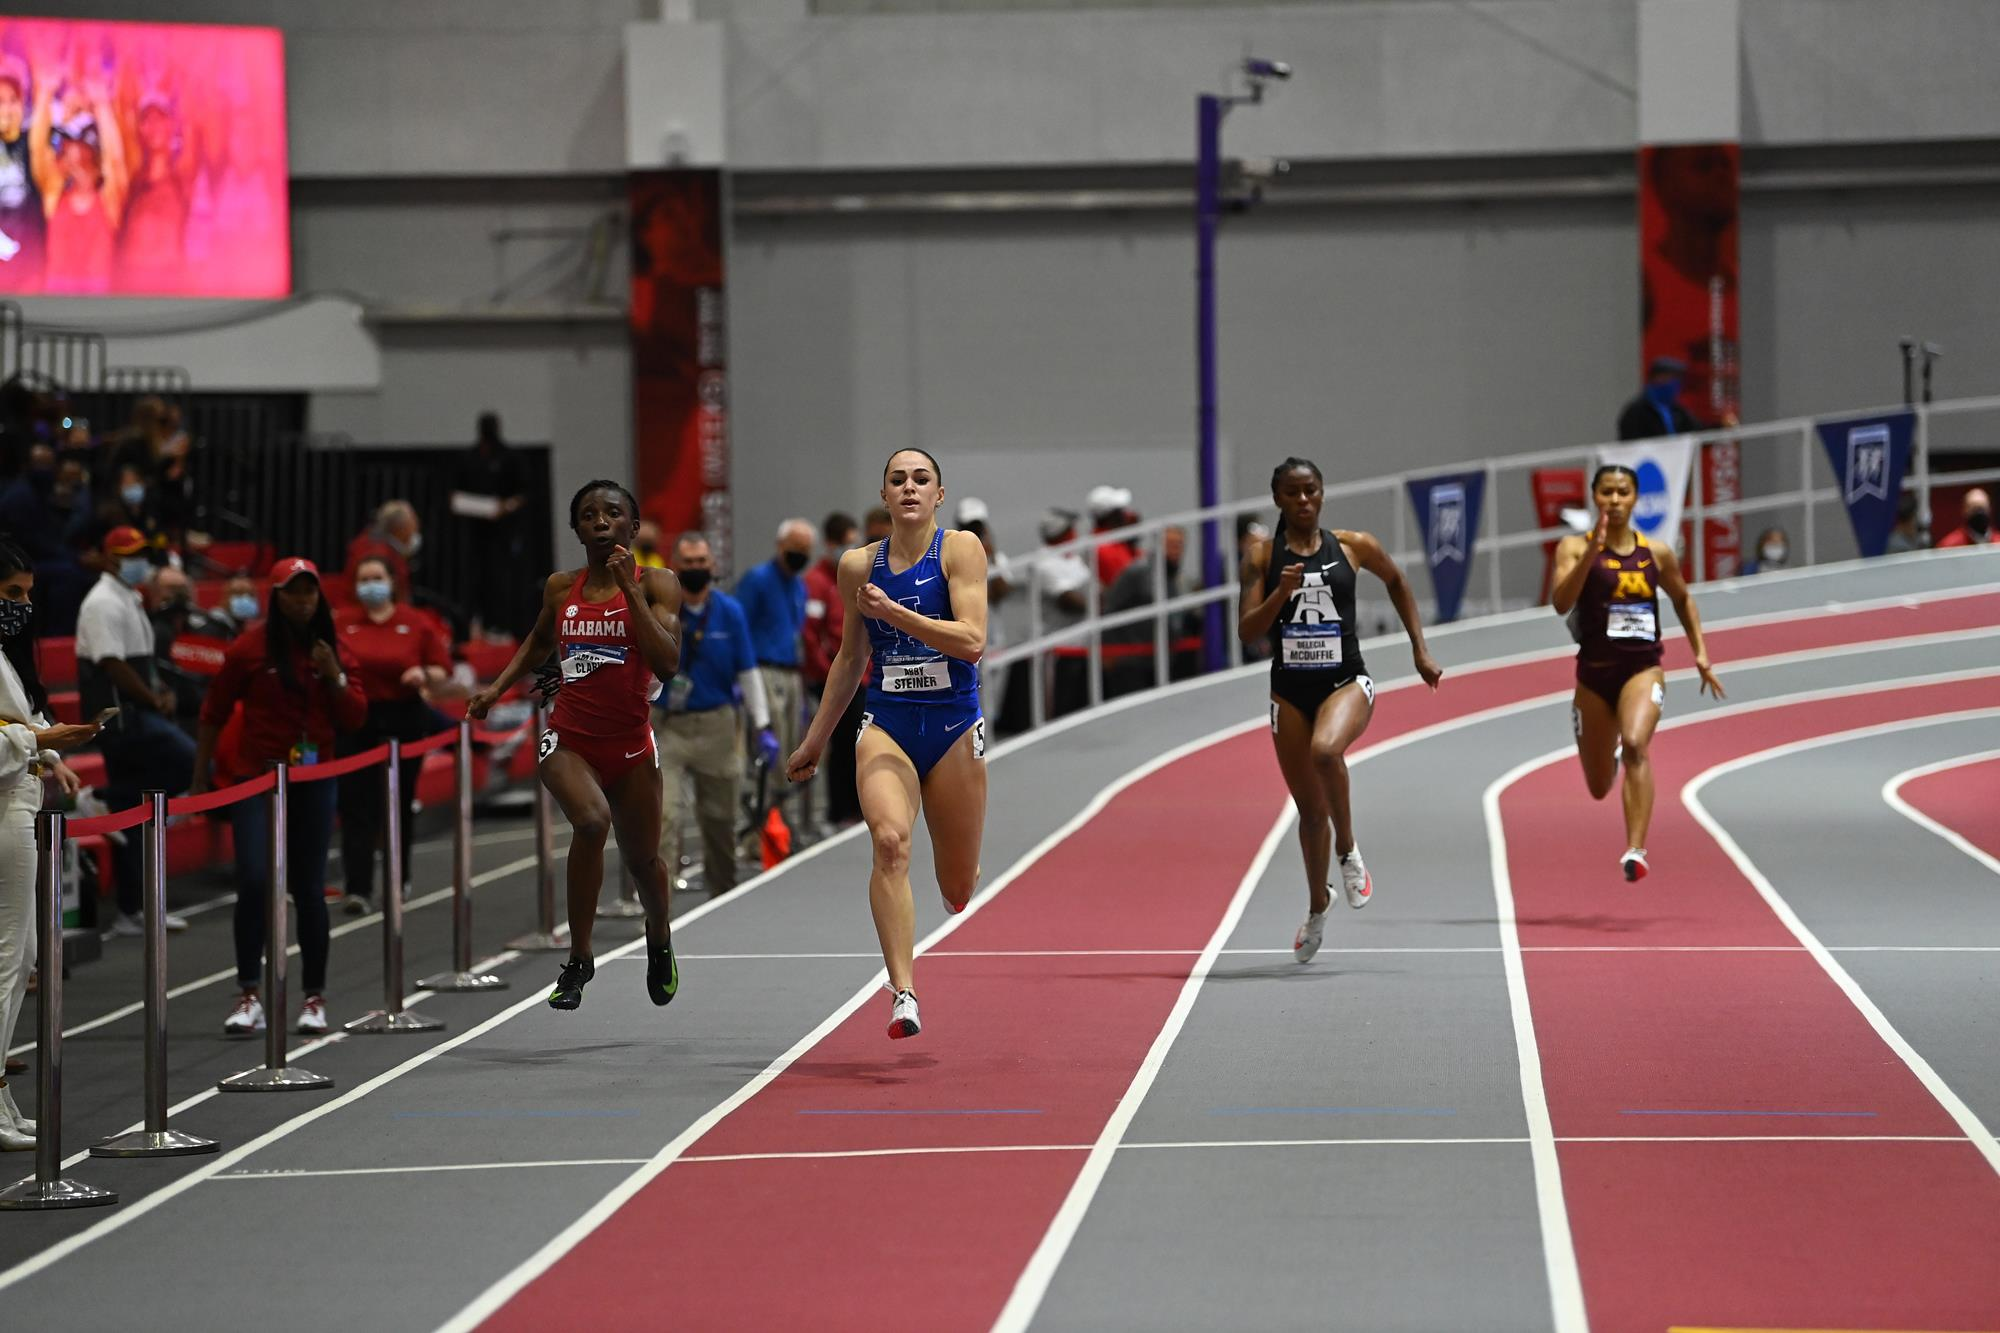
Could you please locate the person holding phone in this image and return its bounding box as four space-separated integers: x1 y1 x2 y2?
0 538 94 1149
75 525 193 936
190 558 367 1038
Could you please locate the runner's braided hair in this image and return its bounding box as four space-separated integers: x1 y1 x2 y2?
1270 457 1323 496
1591 463 1640 489
569 479 640 528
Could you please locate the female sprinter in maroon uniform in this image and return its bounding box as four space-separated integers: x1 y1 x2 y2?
1240 458 1442 964
468 481 683 1011
1550 464 1724 881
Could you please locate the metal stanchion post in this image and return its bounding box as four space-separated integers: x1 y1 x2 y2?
509 706 568 950
0 813 118 1208
418 722 508 991
348 741 445 1032
94 793 218 1156
220 764 334 1090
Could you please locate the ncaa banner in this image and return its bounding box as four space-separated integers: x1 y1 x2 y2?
1816 410 1913 558
1596 437 1694 552
1406 471 1485 623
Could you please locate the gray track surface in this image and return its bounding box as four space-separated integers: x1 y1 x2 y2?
3 547 1996 1332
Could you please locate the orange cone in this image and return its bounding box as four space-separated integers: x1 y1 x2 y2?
759 806 792 869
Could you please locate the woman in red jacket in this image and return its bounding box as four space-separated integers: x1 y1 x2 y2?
190 558 367 1038
333 554 454 916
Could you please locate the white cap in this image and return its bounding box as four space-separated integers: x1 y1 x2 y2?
956 496 991 525
1087 485 1133 517
1039 508 1079 543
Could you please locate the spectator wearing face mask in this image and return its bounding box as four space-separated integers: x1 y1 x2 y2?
224 575 263 631
1885 492 1929 555
346 499 424 604
75 526 193 937
1617 356 1708 440
150 566 238 736
332 554 454 915
734 517 814 803
1938 487 1994 548
633 520 668 570
1742 526 1791 576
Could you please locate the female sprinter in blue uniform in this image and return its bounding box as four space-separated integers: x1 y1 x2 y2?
788 448 987 1039
1550 463 1723 881
1240 457 1443 964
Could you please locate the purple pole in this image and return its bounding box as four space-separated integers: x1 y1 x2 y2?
1196 93 1228 674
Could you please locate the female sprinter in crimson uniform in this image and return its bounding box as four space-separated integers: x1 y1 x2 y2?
192 558 369 1037
1240 458 1443 964
333 554 454 915
468 481 683 1012
1551 464 1723 881
787 449 987 1040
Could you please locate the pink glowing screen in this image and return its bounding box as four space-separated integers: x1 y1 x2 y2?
0 17 288 298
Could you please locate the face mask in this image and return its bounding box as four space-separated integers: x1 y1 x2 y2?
119 556 152 586
355 579 394 607
1759 543 1788 566
0 598 30 640
1645 380 1681 407
678 568 712 595
229 594 261 621
121 483 147 508
1970 509 1993 538
781 550 809 574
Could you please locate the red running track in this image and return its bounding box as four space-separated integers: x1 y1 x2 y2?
1899 753 2000 864
1500 674 2000 1332
474 594 1998 1332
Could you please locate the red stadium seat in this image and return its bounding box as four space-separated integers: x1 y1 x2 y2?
36 636 77 688
66 752 106 790
48 690 82 724
192 578 233 610
201 541 274 576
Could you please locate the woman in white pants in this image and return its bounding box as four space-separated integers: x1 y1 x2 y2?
0 539 96 1149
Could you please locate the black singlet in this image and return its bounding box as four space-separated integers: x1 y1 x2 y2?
1264 528 1368 718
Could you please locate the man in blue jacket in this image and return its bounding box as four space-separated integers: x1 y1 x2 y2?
656 532 779 895
732 517 814 815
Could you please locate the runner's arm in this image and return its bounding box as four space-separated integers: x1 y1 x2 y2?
1342 529 1442 689
633 565 683 681
1654 544 1723 697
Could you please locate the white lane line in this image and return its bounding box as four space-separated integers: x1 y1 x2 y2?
991 801 1295 1333
1683 706 2000 1180
432 712 1272 1333
8 847 564 1058
1882 745 2000 880
216 1158 652 1182
1483 756 1591 1333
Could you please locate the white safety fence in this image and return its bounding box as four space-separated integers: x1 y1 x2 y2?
984 394 2000 732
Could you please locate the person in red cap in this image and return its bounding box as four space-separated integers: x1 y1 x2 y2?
191 557 367 1038
76 524 194 935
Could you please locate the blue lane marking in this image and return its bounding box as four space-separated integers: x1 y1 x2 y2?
392 1110 640 1119
796 1108 1045 1116
1208 1107 1458 1117
1618 1109 1877 1118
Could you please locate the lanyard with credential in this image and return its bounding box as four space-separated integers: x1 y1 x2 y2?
665 603 707 715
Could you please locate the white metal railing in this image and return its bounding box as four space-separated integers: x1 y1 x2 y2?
985 393 2000 731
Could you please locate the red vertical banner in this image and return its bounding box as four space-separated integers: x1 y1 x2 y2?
630 169 731 574
1639 143 1741 578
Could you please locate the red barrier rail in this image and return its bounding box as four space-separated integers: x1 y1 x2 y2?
288 742 393 785
166 770 278 818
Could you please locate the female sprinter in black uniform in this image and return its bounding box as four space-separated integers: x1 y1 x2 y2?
787 449 987 1040
1241 458 1443 963
468 481 684 1010
1550 464 1723 881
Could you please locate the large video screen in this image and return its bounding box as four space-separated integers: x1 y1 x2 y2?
0 17 287 298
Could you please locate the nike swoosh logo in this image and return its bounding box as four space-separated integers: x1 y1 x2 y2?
624 745 650 759
605 607 628 617
913 577 937 586
944 718 968 732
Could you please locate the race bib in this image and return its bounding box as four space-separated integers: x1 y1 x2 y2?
666 675 693 711
561 643 628 681
1279 627 1343 669
1606 603 1658 641
882 660 949 693
538 729 559 762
